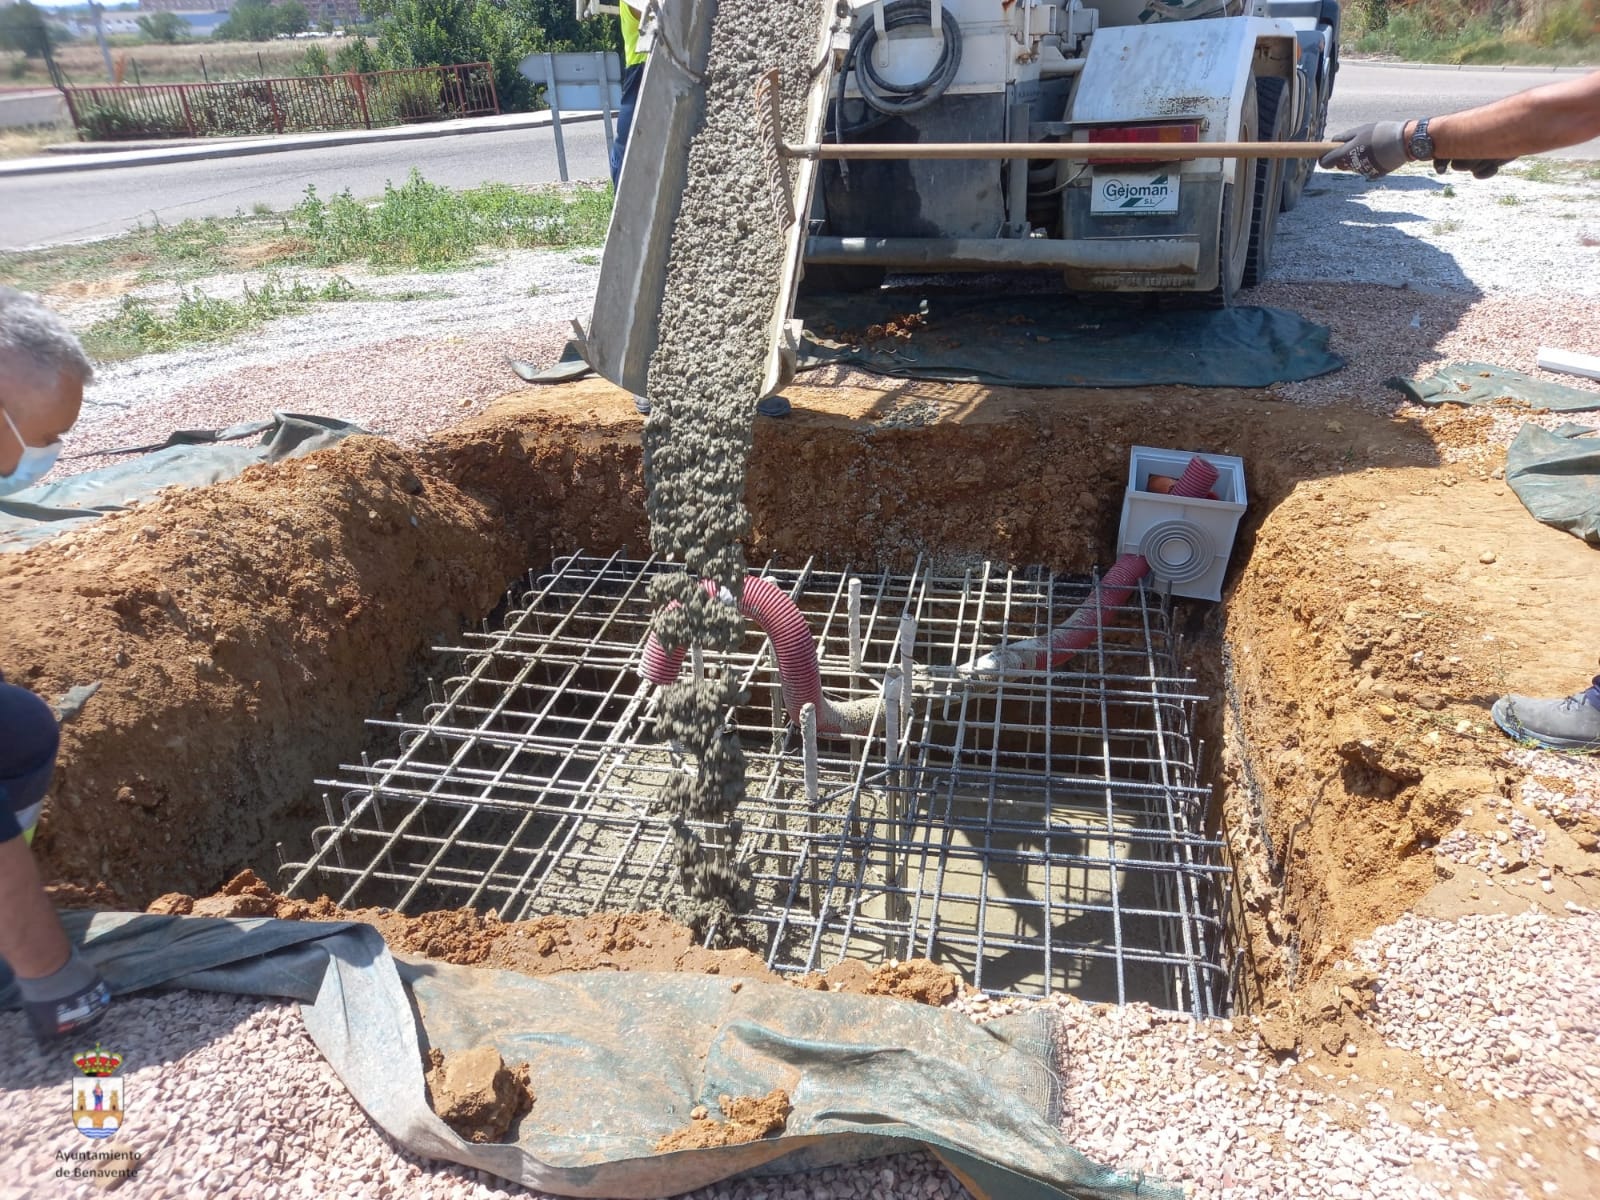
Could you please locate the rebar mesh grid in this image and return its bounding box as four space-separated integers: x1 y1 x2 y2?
282 553 1232 1016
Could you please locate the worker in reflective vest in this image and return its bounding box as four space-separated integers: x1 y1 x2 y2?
611 1 648 187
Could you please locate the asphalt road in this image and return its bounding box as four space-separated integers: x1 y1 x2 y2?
1326 61 1600 157
0 61 1594 249
0 123 613 249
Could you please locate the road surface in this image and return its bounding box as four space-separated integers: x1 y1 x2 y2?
0 61 1594 249
0 123 613 249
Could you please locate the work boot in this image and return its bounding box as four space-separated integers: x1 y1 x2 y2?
1491 676 1600 752
634 395 652 416
19 949 111 1044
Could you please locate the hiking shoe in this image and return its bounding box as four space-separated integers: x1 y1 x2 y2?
756 394 792 418
1491 677 1600 752
634 395 652 416
24 974 111 1045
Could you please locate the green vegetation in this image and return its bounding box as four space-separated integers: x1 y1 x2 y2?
1 172 613 357
293 170 613 269
216 0 311 42
1345 0 1598 65
364 0 617 111
136 12 189 44
83 274 358 360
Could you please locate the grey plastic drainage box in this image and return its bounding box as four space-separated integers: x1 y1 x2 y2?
1117 446 1248 603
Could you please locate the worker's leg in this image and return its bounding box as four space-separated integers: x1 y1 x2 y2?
0 679 110 1040
610 63 644 187
0 834 70 978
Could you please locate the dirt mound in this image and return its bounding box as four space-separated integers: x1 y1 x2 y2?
150 875 972 1007
654 1089 791 1153
423 1046 534 1144
1221 464 1600 1009
0 437 516 902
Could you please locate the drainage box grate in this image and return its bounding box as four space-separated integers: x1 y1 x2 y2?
283 553 1233 1016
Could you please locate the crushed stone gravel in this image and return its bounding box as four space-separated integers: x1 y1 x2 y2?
1354 908 1600 1136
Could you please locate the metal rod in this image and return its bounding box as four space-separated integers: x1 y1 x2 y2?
806 235 1199 273
785 140 1345 161
848 576 862 677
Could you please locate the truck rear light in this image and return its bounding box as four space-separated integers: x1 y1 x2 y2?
1084 122 1201 166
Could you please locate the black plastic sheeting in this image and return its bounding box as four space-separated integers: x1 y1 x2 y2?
1388 363 1600 412
1506 422 1600 547
4 912 1180 1200
0 413 368 553
794 294 1344 389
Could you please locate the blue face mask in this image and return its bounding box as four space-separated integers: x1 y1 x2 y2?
0 407 63 497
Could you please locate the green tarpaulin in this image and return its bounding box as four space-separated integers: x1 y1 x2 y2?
795 294 1344 389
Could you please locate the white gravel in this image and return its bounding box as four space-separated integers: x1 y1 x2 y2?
0 996 961 1200
1354 908 1600 1137
1273 160 1600 296
50 248 600 479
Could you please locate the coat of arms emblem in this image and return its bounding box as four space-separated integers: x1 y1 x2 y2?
70 1045 125 1140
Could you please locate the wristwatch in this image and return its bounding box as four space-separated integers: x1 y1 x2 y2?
1407 117 1436 162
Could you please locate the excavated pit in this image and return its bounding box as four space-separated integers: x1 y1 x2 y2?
5 376 1511 1025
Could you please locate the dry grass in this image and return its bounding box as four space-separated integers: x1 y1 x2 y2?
2 38 351 88
0 123 72 161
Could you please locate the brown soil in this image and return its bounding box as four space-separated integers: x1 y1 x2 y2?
227 239 311 270
0 438 515 901
653 1089 791 1154
423 1046 534 1144
160 871 970 1002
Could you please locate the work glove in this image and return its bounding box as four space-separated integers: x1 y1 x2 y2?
1434 158 1511 180
1319 122 1409 180
19 948 112 1044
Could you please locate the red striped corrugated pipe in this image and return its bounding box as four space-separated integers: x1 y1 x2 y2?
640 575 880 735
962 455 1221 677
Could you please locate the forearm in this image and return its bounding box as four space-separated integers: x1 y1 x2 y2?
1414 72 1600 160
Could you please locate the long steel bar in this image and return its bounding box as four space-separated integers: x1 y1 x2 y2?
785 139 1345 161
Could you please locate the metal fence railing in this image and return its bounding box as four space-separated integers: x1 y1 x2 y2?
61 62 500 142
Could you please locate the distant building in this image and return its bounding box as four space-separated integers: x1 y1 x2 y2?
138 0 234 12
310 0 363 25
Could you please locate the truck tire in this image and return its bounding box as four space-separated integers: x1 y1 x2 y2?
1245 76 1291 287
1207 83 1260 307
1281 64 1328 212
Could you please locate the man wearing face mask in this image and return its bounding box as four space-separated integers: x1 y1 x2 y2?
0 285 112 1042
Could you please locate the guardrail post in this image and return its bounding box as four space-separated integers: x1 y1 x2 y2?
177 83 197 137
544 52 568 183
266 78 284 135
351 71 372 129
595 51 615 159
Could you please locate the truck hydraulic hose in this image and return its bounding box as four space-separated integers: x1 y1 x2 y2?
641 575 880 736
962 456 1222 678
834 0 962 137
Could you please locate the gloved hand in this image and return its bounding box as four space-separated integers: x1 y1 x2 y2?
19 947 111 1043
1434 158 1511 180
1319 122 1409 180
